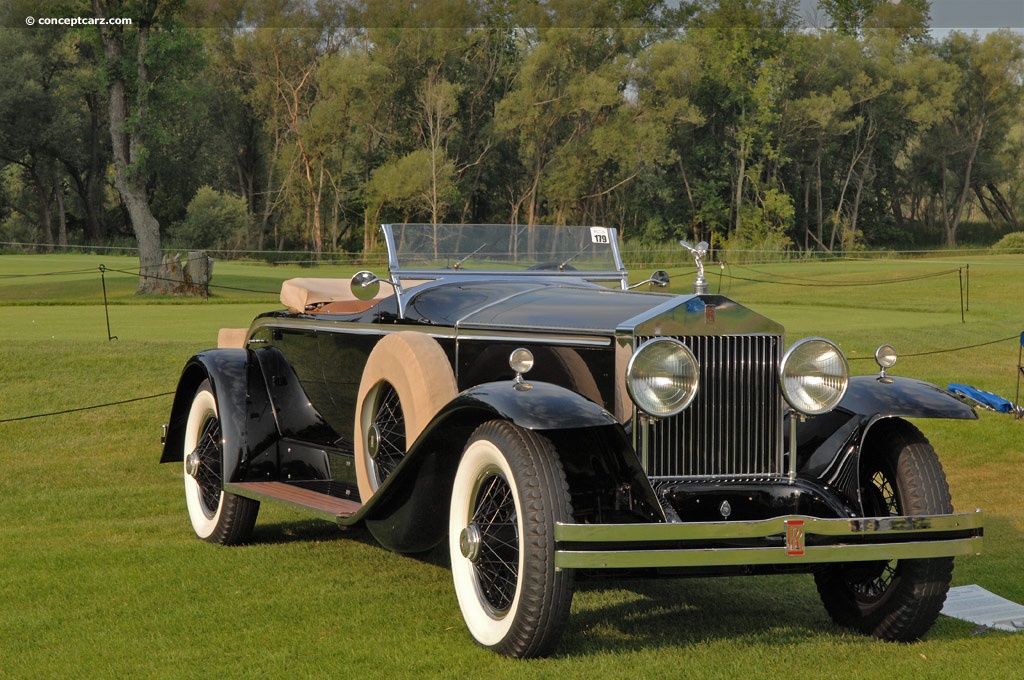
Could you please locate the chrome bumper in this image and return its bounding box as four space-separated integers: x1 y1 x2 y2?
554 511 983 569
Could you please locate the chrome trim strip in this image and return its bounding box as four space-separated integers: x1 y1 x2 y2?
554 511 983 569
645 474 786 483
251 316 609 347
556 538 984 569
455 329 611 347
250 316 457 340
558 512 982 541
393 268 626 280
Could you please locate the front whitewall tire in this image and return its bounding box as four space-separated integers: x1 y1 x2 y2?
448 420 574 658
449 438 524 646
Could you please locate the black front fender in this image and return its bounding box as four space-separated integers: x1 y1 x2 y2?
796 375 976 506
838 376 977 420
438 380 620 430
360 380 623 552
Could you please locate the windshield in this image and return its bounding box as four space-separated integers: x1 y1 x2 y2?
382 224 625 279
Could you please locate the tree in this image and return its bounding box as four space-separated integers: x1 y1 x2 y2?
416 71 462 226
0 29 60 250
818 0 931 42
916 31 1024 246
0 24 108 250
170 185 252 250
92 0 181 293
495 8 657 227
683 0 799 243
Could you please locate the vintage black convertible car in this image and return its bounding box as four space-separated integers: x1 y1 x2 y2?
161 223 982 657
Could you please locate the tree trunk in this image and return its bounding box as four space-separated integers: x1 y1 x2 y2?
815 148 824 251
943 122 985 248
848 146 873 248
985 183 1019 229
183 251 214 298
973 185 998 225
85 92 105 244
55 183 68 248
31 168 54 252
94 1 167 294
734 145 746 237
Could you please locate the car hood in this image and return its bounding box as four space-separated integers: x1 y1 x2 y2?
405 280 783 338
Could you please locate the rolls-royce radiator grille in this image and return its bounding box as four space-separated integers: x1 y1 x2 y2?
636 334 784 480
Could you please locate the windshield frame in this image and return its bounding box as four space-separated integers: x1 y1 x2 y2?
381 223 629 289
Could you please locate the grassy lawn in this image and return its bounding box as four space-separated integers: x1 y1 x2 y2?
1 253 1022 678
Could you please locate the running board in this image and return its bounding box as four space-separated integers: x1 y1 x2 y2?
226 482 362 523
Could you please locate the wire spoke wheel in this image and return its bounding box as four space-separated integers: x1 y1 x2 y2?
449 420 575 658
814 420 954 641
846 469 899 601
470 470 519 614
193 414 223 519
368 382 406 485
182 380 259 545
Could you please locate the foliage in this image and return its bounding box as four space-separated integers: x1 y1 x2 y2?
1 0 1023 262
991 231 1024 253
169 186 252 251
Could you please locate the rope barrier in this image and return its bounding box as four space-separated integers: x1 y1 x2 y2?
892 334 1020 359
4 335 1019 424
0 267 103 279
0 392 174 424
0 257 969 291
100 266 280 296
717 266 961 288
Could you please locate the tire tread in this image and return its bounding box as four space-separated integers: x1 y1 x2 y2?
456 420 575 658
815 419 954 641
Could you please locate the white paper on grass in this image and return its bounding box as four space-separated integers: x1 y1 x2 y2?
941 584 1024 632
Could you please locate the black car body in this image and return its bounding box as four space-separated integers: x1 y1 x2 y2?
161 224 982 657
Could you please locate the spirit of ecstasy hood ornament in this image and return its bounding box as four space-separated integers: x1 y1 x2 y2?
679 240 709 294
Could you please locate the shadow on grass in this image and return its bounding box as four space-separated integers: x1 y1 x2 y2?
560 575 835 656
248 517 452 568
561 572 991 656
239 516 985 657
250 518 376 547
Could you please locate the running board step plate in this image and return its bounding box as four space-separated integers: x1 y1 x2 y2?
226 481 362 522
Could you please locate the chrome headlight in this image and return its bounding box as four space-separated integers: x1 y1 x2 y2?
780 337 849 415
626 338 699 417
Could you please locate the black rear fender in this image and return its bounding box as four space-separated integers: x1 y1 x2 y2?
160 350 278 485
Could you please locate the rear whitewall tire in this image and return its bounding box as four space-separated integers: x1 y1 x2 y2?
182 381 258 545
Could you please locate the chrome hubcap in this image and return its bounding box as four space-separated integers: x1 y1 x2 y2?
185 450 200 478
367 424 380 460
460 523 482 561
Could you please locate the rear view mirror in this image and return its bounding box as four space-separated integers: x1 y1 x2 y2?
351 271 381 301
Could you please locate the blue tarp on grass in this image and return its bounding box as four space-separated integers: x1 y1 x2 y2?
948 383 1016 413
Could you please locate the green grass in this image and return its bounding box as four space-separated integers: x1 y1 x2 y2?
2 253 1023 678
